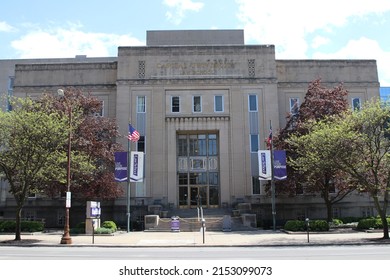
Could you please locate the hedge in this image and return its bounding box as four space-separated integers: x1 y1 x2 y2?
357 217 390 230
0 220 44 232
284 219 329 231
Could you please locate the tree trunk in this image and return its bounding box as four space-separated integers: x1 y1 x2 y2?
325 200 333 222
14 207 22 241
322 188 333 222
372 196 389 239
381 217 389 239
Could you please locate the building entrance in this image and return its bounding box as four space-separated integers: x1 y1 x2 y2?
177 133 219 209
190 186 207 208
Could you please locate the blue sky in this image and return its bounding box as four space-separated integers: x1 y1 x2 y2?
1 0 390 86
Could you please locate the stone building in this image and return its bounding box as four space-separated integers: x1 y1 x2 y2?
0 30 382 229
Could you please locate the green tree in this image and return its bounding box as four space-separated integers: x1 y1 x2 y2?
39 88 123 201
0 98 70 240
334 100 390 239
274 78 353 221
287 118 357 222
290 100 390 239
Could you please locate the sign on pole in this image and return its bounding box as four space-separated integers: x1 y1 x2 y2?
258 150 272 180
273 150 287 180
114 151 128 182
130 151 144 182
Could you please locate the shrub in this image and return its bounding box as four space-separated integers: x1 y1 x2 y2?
70 222 86 234
102 220 117 232
340 217 360 224
284 219 330 231
21 221 44 232
95 227 114 234
357 218 382 230
0 221 15 232
331 219 343 226
309 220 329 231
0 220 44 232
284 220 305 231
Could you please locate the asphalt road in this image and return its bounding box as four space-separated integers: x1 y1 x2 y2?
1 244 389 260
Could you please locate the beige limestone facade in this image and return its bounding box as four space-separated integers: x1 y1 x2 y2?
0 30 382 228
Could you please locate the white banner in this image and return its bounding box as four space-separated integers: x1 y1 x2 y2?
258 150 272 180
130 151 144 182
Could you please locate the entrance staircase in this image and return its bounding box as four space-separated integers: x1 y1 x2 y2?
144 208 258 232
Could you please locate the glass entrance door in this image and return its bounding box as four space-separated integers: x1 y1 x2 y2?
190 186 207 208
177 133 220 208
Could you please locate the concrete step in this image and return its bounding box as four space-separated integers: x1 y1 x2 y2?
145 215 258 232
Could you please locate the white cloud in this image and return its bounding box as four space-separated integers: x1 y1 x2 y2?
235 0 390 85
236 0 390 55
163 0 204 25
10 25 144 58
0 21 16 32
311 36 330 49
313 37 390 86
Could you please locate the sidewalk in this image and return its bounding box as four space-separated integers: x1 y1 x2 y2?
1 228 389 247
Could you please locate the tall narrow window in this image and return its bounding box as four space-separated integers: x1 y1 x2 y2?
214 95 224 112
137 136 145 152
249 95 258 112
193 96 202 112
208 134 218 156
352 97 361 111
7 76 14 112
252 177 260 194
93 100 104 117
289 98 299 116
172 96 180 113
137 96 146 113
250 134 259 153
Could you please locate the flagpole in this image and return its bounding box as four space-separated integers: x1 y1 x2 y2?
126 125 131 233
269 120 276 231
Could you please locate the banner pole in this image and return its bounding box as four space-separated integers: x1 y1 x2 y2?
127 134 131 233
269 120 276 231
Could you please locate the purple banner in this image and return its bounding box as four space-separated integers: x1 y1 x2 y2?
114 152 128 182
273 150 287 180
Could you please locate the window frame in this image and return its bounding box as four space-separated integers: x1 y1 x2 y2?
289 97 299 115
248 95 258 112
352 97 361 111
193 96 202 113
250 134 259 153
214 95 224 112
171 96 180 113
137 96 146 113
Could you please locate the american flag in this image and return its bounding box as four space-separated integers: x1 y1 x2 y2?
128 124 140 142
267 123 272 148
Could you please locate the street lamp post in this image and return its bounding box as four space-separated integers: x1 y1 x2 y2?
58 89 72 245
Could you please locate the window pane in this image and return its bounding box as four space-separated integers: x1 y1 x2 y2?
208 134 218 155
352 98 361 111
193 96 201 112
209 186 219 205
137 136 145 152
209 172 219 185
250 134 259 152
249 95 257 111
179 187 188 206
179 173 188 185
189 135 198 156
215 96 223 112
178 135 187 156
137 96 145 113
172 97 180 112
290 98 299 115
189 172 207 185
198 135 207 156
252 177 260 194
